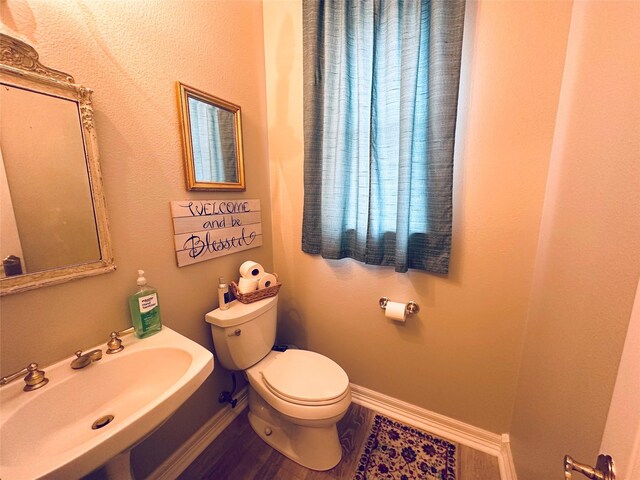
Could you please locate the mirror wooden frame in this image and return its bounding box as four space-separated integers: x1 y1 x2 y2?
177 82 246 191
0 33 115 296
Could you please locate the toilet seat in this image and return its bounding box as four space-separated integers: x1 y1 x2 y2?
260 350 349 406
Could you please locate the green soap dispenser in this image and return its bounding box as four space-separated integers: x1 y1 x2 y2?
129 269 162 339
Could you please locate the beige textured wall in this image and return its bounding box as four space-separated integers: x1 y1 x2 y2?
510 1 640 479
263 0 572 433
0 1 269 477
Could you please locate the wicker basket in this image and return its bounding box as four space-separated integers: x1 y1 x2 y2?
230 279 282 304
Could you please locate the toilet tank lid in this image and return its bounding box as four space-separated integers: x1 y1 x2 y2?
205 295 278 327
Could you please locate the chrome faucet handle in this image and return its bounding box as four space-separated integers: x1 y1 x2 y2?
0 362 49 391
106 326 135 354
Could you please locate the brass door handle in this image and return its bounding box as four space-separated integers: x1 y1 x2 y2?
564 454 615 480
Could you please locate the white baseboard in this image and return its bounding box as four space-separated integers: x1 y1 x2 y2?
350 383 517 480
148 383 517 480
147 387 249 480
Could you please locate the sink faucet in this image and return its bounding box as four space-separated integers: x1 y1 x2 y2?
0 362 49 391
71 349 103 369
106 326 135 354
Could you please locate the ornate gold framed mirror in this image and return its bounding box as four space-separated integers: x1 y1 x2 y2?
0 33 115 295
177 82 246 191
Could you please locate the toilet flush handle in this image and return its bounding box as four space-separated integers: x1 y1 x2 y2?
227 328 242 337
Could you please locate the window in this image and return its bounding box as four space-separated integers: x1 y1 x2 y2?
302 0 465 273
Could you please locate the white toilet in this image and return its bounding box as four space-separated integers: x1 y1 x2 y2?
205 295 351 471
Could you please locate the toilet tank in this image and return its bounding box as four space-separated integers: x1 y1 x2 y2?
205 295 278 370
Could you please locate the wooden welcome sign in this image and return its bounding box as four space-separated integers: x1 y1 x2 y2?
170 199 262 267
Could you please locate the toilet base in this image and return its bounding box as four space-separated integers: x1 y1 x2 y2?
247 388 343 471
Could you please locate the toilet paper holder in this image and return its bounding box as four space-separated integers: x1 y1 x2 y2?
379 297 420 315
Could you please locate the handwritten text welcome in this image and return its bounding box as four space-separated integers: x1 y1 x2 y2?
170 199 262 267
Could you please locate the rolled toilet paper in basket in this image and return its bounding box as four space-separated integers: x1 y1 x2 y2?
385 301 407 323
239 261 264 280
237 277 258 294
258 273 278 289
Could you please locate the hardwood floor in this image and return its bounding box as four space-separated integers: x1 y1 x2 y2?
178 404 500 480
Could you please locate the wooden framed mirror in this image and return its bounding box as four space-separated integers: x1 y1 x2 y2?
0 33 115 295
177 82 246 191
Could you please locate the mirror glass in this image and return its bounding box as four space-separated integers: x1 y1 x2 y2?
177 82 245 191
1 84 101 275
0 33 114 295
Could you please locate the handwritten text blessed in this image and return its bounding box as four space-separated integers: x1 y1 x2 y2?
170 200 262 267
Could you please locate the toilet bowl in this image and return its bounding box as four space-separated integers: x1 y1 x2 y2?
205 295 351 471
245 349 351 470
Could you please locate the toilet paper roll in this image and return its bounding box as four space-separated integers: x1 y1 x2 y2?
237 277 258 294
239 261 264 279
385 301 407 323
258 273 278 289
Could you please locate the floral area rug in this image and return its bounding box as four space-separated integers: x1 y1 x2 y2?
354 414 457 480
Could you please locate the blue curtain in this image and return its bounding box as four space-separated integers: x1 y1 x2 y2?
302 0 465 273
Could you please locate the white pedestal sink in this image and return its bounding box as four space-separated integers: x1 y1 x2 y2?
0 327 214 479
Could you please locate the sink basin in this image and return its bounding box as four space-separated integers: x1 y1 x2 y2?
0 327 213 479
